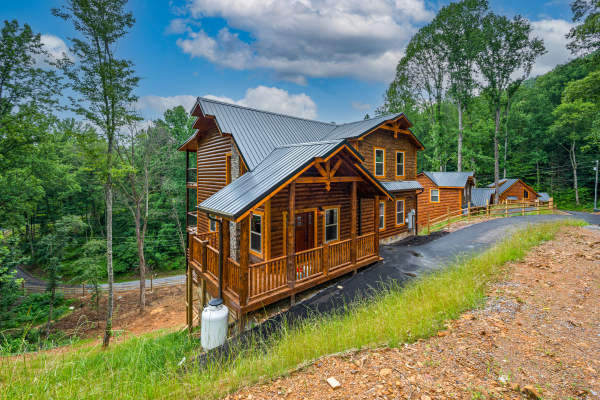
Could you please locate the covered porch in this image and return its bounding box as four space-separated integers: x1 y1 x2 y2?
186 140 390 331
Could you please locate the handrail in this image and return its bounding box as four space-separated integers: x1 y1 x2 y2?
250 255 287 268
226 257 240 296
295 246 323 281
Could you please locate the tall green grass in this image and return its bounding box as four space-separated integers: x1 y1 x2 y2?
1 219 585 400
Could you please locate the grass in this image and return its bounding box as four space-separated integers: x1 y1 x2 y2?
0 219 586 400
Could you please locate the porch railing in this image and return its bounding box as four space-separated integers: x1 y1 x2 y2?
226 258 240 296
197 231 219 248
206 245 219 279
329 239 352 270
357 233 376 261
249 256 287 299
295 247 323 281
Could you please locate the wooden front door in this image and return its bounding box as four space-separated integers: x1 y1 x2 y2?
295 212 314 253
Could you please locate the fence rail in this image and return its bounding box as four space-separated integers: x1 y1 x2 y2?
420 198 554 235
23 277 186 296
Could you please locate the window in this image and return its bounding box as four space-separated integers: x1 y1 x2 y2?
523 189 529 199
374 148 385 177
430 189 440 203
324 208 338 242
250 214 262 254
379 201 385 230
396 199 405 226
395 151 405 178
209 215 217 232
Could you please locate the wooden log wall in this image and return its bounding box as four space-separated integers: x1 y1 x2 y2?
380 193 417 238
196 127 231 233
500 181 538 202
416 175 462 225
357 128 418 181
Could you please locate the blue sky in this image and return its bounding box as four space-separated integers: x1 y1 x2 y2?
6 0 577 124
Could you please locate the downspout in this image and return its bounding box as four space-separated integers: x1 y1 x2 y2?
414 188 424 236
207 214 224 301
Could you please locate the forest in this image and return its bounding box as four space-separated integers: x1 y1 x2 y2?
375 0 600 209
1 0 599 351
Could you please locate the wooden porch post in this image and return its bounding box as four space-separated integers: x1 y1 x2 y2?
373 196 380 256
200 240 208 309
287 182 296 304
222 220 230 290
239 214 250 333
350 181 357 270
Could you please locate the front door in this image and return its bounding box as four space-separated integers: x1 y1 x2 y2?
295 212 314 253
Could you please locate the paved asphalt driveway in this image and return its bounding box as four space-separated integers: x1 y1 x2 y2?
275 211 600 321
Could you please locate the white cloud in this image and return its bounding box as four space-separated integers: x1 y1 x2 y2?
138 86 318 119
32 34 75 67
136 94 198 115
530 18 575 76
174 0 435 83
351 100 371 110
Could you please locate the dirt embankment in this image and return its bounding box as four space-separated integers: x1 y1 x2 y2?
227 226 600 400
51 284 186 339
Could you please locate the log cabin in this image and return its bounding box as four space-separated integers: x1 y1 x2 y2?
416 172 475 225
179 97 425 331
486 179 540 203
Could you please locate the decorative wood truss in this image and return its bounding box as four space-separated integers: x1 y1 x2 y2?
380 120 412 139
296 158 362 190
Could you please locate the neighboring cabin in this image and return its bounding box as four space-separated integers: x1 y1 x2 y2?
486 179 539 203
179 97 425 329
416 172 475 224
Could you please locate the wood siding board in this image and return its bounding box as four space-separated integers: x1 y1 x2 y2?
358 128 418 181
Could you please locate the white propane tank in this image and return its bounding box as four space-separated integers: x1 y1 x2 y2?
201 298 229 350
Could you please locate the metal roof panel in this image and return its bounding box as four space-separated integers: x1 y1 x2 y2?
422 172 475 188
380 181 423 191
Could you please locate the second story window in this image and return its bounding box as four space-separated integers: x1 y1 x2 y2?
396 151 405 178
375 148 385 177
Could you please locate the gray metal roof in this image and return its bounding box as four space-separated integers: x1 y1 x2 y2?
422 172 475 188
322 114 402 140
187 97 422 170
196 140 392 221
380 180 423 191
470 188 495 207
538 192 550 201
486 178 518 195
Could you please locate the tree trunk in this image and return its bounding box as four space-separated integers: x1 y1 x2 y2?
457 101 463 172
103 136 114 350
471 157 477 186
135 203 146 311
494 108 501 204
503 129 508 179
45 287 55 341
571 140 579 206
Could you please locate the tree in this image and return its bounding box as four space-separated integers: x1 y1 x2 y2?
115 121 174 311
550 100 596 205
476 13 545 203
70 239 106 327
52 0 141 348
435 0 488 171
566 0 600 57
37 216 86 339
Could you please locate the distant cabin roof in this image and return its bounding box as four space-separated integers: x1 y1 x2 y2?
420 172 475 188
196 140 393 221
181 97 424 171
486 178 539 197
380 181 423 191
538 192 550 201
471 188 495 207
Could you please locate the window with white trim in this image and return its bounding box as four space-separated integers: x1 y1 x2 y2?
324 208 338 242
379 201 385 230
375 149 384 176
209 215 217 232
396 151 404 177
250 214 262 253
396 199 405 225
430 189 439 202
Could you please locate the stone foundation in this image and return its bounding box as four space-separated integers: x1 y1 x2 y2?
379 230 414 245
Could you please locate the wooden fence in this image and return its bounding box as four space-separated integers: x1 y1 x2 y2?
23 276 185 296
420 198 554 235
